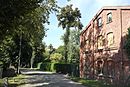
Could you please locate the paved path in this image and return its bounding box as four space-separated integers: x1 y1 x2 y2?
18 69 86 87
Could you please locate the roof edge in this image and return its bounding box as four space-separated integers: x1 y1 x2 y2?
80 5 130 36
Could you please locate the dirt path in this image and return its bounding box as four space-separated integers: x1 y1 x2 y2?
18 69 86 87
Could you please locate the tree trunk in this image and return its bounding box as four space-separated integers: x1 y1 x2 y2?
64 29 70 63
31 47 35 69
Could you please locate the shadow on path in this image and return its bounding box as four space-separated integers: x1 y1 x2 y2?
17 68 86 87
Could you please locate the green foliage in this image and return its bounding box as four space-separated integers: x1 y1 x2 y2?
68 30 80 63
0 0 42 40
0 61 3 66
8 74 28 86
0 0 59 69
39 62 52 71
38 62 79 76
43 50 50 62
48 44 55 55
56 46 64 55
57 4 83 62
50 53 62 62
57 5 83 29
0 79 3 86
124 28 130 59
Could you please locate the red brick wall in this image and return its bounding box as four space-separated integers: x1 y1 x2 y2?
80 6 130 80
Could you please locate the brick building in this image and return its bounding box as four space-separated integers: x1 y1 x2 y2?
80 6 130 83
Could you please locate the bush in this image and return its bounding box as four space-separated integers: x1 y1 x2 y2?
55 63 79 76
2 68 16 77
54 63 72 74
0 61 3 68
37 62 79 77
38 62 52 71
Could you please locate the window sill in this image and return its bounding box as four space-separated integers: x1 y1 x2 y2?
106 21 112 24
104 46 117 51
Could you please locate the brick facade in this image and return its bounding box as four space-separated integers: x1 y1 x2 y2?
80 6 130 83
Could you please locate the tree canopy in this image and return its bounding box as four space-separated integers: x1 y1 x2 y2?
57 4 83 62
0 0 58 69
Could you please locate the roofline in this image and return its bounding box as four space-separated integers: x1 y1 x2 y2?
80 5 130 36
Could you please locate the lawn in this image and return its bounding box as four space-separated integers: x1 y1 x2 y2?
70 77 112 87
0 79 4 86
8 74 29 87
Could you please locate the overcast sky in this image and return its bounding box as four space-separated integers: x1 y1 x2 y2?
43 0 130 48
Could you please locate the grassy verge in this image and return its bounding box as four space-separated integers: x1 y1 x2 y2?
8 74 29 86
70 77 112 87
0 79 4 86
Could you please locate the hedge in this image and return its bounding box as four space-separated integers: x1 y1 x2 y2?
37 62 79 77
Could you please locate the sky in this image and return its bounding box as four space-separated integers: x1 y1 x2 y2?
43 0 130 48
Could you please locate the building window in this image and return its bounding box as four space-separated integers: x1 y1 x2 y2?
98 17 102 27
95 59 104 75
107 13 112 23
85 39 89 45
107 32 114 47
98 35 103 49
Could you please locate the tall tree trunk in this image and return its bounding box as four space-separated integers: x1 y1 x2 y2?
31 46 35 69
17 33 22 74
64 29 70 63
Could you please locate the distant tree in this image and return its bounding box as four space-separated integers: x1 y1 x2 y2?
57 4 83 62
55 46 64 57
48 44 55 55
50 53 62 62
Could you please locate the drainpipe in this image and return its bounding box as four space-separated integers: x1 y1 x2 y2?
92 20 95 79
120 8 124 86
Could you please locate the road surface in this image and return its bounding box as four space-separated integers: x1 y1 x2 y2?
17 69 86 87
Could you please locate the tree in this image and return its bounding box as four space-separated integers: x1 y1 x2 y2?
124 28 130 59
0 0 59 70
48 44 55 55
55 45 64 57
57 5 83 62
0 0 42 41
68 30 80 63
50 53 62 62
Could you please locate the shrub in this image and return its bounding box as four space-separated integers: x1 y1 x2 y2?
39 62 51 71
38 62 79 77
0 61 3 67
2 68 16 77
54 63 79 76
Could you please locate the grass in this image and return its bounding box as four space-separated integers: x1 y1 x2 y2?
70 77 112 87
8 74 29 86
0 79 4 86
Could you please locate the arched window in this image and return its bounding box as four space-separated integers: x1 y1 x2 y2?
107 32 114 47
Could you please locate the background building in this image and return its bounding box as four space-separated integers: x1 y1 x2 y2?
80 6 130 84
